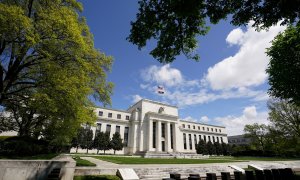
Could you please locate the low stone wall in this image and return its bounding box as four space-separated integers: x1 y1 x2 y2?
0 156 75 180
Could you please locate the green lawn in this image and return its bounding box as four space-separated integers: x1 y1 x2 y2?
0 153 59 160
73 175 120 180
86 155 299 164
73 156 96 166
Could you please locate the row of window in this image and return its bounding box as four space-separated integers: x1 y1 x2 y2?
98 111 130 120
183 133 224 150
96 123 129 146
182 124 222 133
152 122 174 149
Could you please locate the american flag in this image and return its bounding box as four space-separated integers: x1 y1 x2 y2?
157 85 165 94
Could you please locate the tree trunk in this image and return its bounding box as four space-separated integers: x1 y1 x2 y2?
97 149 99 154
86 148 88 154
104 150 105 155
76 146 78 153
114 150 116 155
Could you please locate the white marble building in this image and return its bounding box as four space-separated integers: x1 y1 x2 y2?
72 99 228 155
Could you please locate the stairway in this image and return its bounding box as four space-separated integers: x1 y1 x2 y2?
134 166 234 180
143 151 174 158
47 168 61 180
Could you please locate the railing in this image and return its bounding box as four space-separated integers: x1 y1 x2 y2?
163 168 298 180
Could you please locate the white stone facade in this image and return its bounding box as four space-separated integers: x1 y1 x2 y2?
72 99 228 154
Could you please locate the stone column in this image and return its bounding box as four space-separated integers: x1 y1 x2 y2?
148 119 153 151
172 123 178 152
165 122 172 152
156 121 161 152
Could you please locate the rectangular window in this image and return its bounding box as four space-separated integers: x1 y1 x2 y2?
194 134 197 149
213 136 215 142
217 137 219 143
199 135 201 141
124 127 129 147
153 122 156 148
170 124 173 149
182 124 185 128
161 123 165 138
219 129 221 133
183 133 187 149
117 114 121 119
96 123 102 131
193 125 195 129
189 134 192 150
221 137 223 143
211 128 213 131
207 127 209 131
202 127 205 130
99 111 103 116
108 113 112 118
204 135 206 142
208 136 211 142
116 125 120 134
198 126 200 130
106 124 111 133
215 128 217 132
188 125 191 129
126 115 130 120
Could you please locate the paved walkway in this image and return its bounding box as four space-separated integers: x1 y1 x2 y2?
81 157 118 167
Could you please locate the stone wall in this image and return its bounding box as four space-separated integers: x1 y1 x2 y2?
0 156 75 180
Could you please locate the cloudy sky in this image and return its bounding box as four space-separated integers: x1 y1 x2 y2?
80 1 286 135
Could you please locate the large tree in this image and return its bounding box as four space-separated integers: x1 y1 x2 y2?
0 0 113 146
244 123 269 153
266 25 300 104
110 132 123 155
128 0 300 63
94 131 111 154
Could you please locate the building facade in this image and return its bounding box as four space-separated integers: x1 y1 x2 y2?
72 99 228 154
228 135 252 146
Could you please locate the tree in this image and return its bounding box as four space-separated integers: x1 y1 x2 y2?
94 131 111 154
79 127 93 154
206 141 216 155
196 139 208 155
110 132 123 155
244 123 268 153
221 142 230 156
266 25 300 105
214 142 222 155
0 0 113 147
128 0 300 63
71 127 85 153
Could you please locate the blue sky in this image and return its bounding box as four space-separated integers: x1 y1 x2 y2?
79 1 286 135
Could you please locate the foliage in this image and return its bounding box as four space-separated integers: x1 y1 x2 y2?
244 123 269 152
79 127 93 154
94 131 111 154
129 0 300 63
196 139 208 155
206 141 216 155
266 25 300 105
110 132 123 155
221 142 231 156
0 0 113 147
214 142 222 155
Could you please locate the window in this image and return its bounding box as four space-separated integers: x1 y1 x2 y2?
217 137 219 143
198 126 200 130
199 135 201 141
220 137 223 143
194 134 197 148
124 127 129 147
208 136 211 142
188 125 191 129
212 136 215 142
182 124 185 128
153 122 156 148
215 128 217 132
106 124 111 133
211 128 213 131
99 111 103 116
193 125 195 129
183 133 187 149
126 115 130 120
117 114 121 119
202 127 205 130
116 125 120 134
108 113 112 118
219 129 221 133
207 127 209 131
96 123 102 131
204 135 206 142
189 134 192 150
161 123 165 138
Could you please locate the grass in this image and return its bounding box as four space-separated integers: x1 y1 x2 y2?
73 175 120 180
82 155 300 164
73 156 96 166
0 153 59 160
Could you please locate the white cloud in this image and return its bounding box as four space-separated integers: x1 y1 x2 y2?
200 116 210 123
131 94 143 104
205 22 286 90
141 64 183 87
215 106 269 135
182 116 197 122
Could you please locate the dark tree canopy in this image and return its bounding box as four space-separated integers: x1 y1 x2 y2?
128 0 300 63
267 24 300 105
